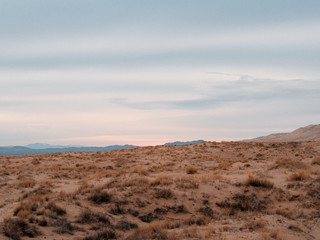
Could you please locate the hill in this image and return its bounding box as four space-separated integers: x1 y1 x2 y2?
244 124 320 142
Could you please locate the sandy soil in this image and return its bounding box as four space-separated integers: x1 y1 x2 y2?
0 141 320 240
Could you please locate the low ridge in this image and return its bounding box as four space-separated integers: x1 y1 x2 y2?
245 124 320 142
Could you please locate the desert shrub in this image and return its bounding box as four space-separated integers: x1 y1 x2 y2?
88 190 112 204
77 209 111 225
169 204 188 214
312 157 320 165
186 166 197 174
289 170 310 181
3 218 40 240
184 216 210 226
36 217 48 226
138 213 156 223
154 188 173 199
128 208 139 217
108 204 124 215
82 229 116 240
46 202 66 215
116 220 138 230
50 217 76 234
216 193 266 214
14 200 39 217
245 175 274 188
198 206 215 218
270 158 308 170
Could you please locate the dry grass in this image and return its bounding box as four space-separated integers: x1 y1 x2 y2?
186 166 197 174
312 157 320 165
82 229 116 240
289 170 310 181
245 173 274 188
271 158 309 170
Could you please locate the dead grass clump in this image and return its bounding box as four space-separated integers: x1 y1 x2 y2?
88 190 112 204
186 166 197 174
275 208 294 219
3 218 40 240
19 178 36 188
260 229 287 240
244 220 265 231
127 221 168 240
175 176 199 189
82 229 116 240
289 170 310 181
271 158 308 170
39 179 54 188
21 187 52 200
245 174 274 188
150 176 172 186
132 167 149 176
121 177 151 187
183 226 200 238
312 157 320 165
217 161 233 170
154 188 173 199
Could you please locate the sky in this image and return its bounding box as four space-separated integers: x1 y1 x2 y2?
1 0 320 146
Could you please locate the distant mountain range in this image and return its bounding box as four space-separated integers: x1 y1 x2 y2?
244 124 320 142
25 143 83 149
164 140 204 146
0 140 205 156
0 144 136 156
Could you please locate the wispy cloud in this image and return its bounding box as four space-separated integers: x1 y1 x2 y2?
109 75 320 110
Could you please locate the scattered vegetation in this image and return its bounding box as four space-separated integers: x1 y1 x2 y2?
0 141 319 239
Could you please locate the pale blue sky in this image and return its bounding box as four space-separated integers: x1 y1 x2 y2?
1 0 320 146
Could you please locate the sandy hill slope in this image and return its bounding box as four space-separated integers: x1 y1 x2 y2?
245 124 320 142
0 141 320 240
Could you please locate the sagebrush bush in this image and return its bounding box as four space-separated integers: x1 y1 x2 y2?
3 218 40 240
88 190 112 204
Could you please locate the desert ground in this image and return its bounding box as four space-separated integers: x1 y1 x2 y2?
0 141 320 240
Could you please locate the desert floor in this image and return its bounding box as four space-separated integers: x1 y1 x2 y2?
0 141 320 240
